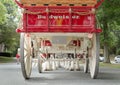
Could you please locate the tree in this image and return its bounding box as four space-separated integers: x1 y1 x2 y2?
111 22 120 55
0 0 19 55
98 0 120 63
0 1 7 25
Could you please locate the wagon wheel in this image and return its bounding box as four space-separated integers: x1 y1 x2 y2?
20 33 32 79
38 55 43 73
89 33 100 79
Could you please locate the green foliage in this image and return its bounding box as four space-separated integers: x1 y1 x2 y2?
102 0 120 23
0 0 19 54
116 49 120 55
98 0 120 55
0 21 19 52
0 1 7 24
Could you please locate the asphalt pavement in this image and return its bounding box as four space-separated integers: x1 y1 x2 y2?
0 63 120 85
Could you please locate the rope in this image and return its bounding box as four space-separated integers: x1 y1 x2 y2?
23 10 45 14
23 10 93 15
74 11 90 15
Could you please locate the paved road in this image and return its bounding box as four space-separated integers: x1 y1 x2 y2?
0 63 120 85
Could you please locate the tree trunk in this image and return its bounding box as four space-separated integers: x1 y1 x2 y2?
0 43 5 52
103 43 110 63
102 14 110 63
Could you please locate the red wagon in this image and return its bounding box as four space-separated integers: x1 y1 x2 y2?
15 0 104 79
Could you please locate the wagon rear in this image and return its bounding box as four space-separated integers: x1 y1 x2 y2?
15 0 104 79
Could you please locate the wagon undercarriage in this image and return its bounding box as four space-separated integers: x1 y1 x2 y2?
20 32 100 79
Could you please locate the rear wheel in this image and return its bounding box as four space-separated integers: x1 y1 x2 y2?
89 33 99 79
20 33 32 79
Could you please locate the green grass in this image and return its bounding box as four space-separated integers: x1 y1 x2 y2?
100 62 120 69
0 56 15 63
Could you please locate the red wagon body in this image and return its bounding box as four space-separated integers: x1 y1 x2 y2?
16 4 102 33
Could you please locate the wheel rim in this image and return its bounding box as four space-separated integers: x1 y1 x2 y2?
89 33 99 79
20 33 32 79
